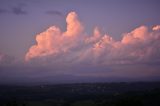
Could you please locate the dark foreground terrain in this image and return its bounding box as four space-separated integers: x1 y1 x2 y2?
0 82 160 106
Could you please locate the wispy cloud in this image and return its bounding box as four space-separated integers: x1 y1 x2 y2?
11 7 27 15
0 3 27 15
11 3 27 15
45 10 63 17
0 8 8 14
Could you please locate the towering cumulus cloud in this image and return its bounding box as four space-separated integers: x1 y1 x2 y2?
25 11 160 65
64 12 83 36
25 12 83 61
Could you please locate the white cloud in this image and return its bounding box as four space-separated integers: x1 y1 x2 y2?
25 11 160 66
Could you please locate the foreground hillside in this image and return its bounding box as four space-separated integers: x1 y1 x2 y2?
0 82 160 106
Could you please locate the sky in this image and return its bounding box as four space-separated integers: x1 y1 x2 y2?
0 0 160 85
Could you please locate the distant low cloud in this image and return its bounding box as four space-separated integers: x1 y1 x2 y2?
45 10 63 17
25 11 160 66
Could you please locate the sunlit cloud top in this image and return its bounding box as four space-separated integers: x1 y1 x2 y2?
25 12 160 66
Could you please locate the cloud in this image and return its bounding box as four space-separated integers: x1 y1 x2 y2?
11 7 27 15
10 3 28 15
25 11 160 66
153 25 160 31
64 12 84 36
45 10 63 17
25 11 84 61
0 3 27 15
0 8 8 14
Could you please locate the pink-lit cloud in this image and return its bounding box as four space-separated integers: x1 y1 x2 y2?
152 25 160 31
25 11 160 66
25 12 84 61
